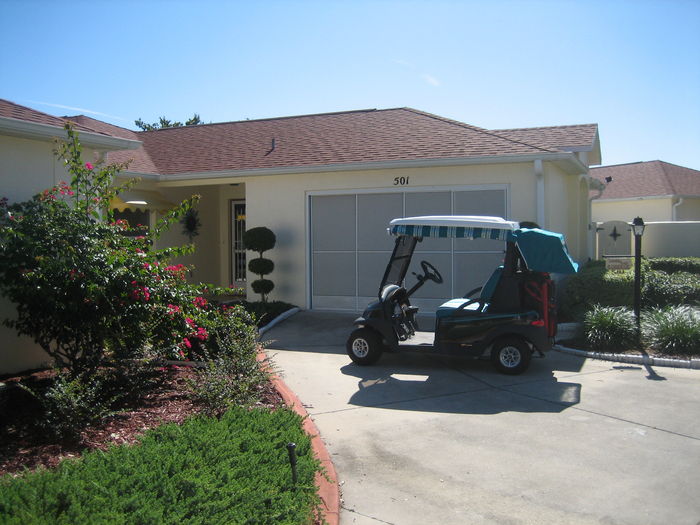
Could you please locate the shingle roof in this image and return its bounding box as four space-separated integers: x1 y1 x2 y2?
0 99 102 134
2 99 598 177
62 115 159 174
591 161 700 199
493 124 599 152
108 108 563 176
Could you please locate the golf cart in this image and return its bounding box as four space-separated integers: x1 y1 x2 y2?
346 216 579 374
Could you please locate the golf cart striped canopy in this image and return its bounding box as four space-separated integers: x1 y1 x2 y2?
389 216 519 240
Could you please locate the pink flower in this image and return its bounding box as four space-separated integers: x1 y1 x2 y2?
182 338 192 349
167 304 181 316
85 162 94 170
185 318 196 328
192 296 207 308
195 326 208 341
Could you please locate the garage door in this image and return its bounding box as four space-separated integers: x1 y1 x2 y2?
310 187 508 311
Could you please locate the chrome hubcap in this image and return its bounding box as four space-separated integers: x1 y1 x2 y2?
352 338 369 358
499 346 521 368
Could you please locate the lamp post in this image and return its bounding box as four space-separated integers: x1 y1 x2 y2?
632 217 645 331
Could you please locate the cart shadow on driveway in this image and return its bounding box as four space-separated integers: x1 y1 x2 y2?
339 352 582 416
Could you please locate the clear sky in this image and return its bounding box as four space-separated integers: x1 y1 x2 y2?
1 0 699 169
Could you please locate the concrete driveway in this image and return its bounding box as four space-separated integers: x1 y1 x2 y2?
262 311 700 525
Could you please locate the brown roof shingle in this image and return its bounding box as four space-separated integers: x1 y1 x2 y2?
2 100 598 177
493 124 599 152
0 99 103 135
591 161 700 199
110 108 562 176
63 115 159 174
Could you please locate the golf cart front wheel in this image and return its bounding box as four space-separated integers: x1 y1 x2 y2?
347 328 384 365
491 337 532 375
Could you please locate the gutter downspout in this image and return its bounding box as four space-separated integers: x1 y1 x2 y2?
587 176 608 260
534 159 545 228
672 196 684 221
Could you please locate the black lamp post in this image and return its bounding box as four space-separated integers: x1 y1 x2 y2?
632 217 645 330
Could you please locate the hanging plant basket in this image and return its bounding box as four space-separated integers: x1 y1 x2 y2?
181 209 201 241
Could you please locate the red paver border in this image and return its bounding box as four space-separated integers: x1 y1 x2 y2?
258 351 340 525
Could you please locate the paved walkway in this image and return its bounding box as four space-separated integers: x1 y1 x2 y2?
262 311 700 525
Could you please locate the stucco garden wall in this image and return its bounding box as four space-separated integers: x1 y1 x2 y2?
641 221 700 258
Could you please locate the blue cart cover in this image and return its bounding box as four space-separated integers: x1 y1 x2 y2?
509 228 579 274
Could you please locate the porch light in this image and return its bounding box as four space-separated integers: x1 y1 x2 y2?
125 200 148 206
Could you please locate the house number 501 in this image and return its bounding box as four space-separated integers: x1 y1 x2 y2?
393 176 410 186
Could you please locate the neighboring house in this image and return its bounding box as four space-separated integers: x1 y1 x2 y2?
590 161 700 223
1 98 601 352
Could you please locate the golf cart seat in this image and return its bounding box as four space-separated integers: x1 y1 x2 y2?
435 266 504 318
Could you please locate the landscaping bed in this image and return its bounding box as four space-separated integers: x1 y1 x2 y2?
0 365 282 477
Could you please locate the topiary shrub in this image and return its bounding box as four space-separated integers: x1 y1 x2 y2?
583 305 638 351
642 306 700 356
243 226 276 302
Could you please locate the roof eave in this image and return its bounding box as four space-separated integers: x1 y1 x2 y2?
593 194 699 202
0 116 141 151
154 151 586 186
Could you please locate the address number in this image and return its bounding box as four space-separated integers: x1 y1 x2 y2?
393 176 410 186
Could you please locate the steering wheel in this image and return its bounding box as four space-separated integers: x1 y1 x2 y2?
420 260 443 284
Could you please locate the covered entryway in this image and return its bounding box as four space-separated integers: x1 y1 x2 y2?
309 186 508 311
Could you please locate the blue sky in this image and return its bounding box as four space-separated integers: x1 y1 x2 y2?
1 0 699 169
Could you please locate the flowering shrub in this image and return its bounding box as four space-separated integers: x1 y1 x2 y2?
0 124 242 377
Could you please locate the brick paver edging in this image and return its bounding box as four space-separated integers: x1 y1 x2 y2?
257 351 340 525
554 344 700 370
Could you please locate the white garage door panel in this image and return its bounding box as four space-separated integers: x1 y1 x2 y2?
310 187 507 311
357 193 402 251
311 195 355 250
358 253 390 297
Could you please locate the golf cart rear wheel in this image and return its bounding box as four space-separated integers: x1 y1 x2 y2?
491 337 531 375
347 328 384 365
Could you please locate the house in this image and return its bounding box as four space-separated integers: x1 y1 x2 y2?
1 98 601 373
590 160 700 222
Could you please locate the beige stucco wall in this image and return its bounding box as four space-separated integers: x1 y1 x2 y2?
676 197 700 221
592 197 672 223
0 135 104 375
161 160 586 309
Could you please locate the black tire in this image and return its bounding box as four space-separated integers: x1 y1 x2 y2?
491 337 532 375
346 328 384 365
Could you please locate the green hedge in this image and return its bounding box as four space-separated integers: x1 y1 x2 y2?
648 257 700 274
561 258 700 321
643 271 700 307
561 261 634 320
0 408 320 524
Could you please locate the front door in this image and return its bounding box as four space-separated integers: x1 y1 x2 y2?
231 200 246 288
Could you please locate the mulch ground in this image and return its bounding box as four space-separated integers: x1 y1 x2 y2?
0 366 283 477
